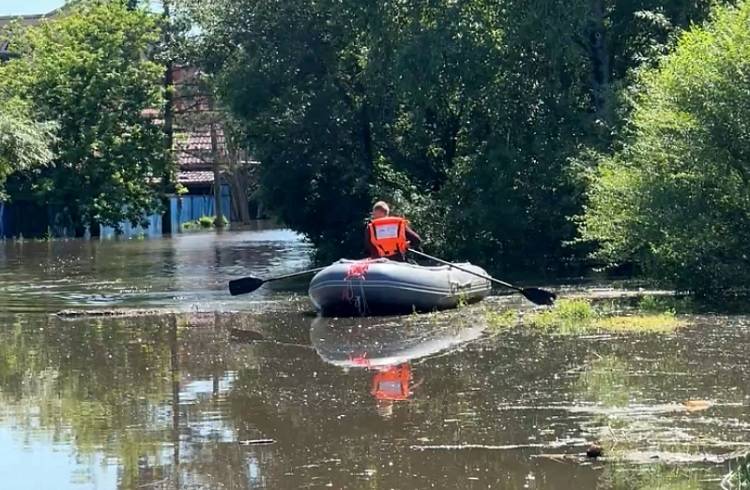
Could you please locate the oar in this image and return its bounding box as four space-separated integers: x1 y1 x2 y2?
228 266 327 296
408 249 556 306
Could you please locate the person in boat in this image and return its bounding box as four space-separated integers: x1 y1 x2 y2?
365 201 422 261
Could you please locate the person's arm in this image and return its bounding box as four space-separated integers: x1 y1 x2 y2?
365 224 376 258
405 225 422 249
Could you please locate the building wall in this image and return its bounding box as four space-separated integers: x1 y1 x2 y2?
169 184 231 233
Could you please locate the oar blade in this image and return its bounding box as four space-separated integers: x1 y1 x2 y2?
521 287 557 306
228 277 265 296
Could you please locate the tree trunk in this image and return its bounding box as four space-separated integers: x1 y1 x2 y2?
228 172 251 224
360 100 373 175
359 97 375 198
162 0 175 234
210 123 225 227
208 97 225 228
589 0 610 121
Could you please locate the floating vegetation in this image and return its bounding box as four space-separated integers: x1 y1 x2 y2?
723 453 750 489
576 355 630 408
521 298 686 334
599 465 703 490
485 308 518 330
569 352 734 480
525 298 597 333
596 313 684 334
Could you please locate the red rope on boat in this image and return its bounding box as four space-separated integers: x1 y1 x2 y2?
342 259 373 314
345 259 372 280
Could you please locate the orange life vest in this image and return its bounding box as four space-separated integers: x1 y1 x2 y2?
371 364 411 401
367 217 408 258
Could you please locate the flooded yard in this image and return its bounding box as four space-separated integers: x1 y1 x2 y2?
0 229 748 489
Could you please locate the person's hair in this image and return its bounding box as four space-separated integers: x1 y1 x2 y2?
372 201 390 215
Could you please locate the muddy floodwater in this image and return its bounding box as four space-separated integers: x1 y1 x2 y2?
0 227 748 489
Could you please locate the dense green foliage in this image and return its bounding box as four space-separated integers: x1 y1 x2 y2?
582 1 750 294
0 98 56 197
1 0 744 292
0 2 171 232
187 0 717 267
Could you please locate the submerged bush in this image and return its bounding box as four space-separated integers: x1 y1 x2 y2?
181 215 228 231
198 215 215 228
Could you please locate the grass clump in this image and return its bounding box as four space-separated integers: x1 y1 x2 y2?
596 313 683 334
526 299 596 333
486 309 518 330
602 465 702 490
525 298 685 335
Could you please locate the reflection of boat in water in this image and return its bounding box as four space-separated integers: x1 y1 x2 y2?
308 259 491 316
309 315 486 369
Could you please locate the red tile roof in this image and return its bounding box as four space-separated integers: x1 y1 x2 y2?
174 128 226 169
178 170 215 185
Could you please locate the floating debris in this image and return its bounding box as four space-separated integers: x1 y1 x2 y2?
238 439 275 446
683 400 713 412
411 440 586 451
536 449 749 466
55 308 166 318
586 444 603 459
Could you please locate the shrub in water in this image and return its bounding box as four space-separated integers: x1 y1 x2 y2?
198 216 214 228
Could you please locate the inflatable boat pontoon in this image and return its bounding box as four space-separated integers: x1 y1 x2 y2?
308 259 491 316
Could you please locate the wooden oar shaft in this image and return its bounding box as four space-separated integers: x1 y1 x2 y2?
228 266 328 296
264 266 327 283
408 249 520 291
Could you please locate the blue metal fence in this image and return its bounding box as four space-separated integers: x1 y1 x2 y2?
0 185 232 239
99 213 163 239
169 185 231 232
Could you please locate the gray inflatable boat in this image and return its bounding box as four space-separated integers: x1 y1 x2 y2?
308 259 491 316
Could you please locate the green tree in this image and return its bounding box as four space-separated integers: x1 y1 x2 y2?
0 99 56 198
0 2 172 234
186 0 719 268
383 0 719 271
581 0 750 294
194 0 377 257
